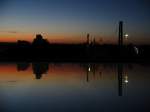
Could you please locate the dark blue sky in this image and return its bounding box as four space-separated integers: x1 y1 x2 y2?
0 0 150 44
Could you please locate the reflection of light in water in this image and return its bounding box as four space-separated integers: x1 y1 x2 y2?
124 75 128 83
134 46 139 54
125 80 128 83
88 67 91 72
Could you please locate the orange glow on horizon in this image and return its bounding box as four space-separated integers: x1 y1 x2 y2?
0 64 117 85
0 34 87 44
0 32 119 44
0 64 86 83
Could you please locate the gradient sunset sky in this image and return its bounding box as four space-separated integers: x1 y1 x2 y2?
0 0 150 44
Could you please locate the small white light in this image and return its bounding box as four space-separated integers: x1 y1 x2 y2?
134 46 139 54
124 76 128 83
88 67 91 72
125 80 128 83
124 34 129 39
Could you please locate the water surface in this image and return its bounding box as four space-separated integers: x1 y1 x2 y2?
0 63 150 112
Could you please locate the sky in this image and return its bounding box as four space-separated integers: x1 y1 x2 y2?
0 0 150 44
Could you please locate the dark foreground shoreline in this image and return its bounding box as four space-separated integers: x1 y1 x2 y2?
0 35 150 63
0 43 150 63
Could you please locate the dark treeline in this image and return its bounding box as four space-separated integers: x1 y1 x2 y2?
0 34 150 62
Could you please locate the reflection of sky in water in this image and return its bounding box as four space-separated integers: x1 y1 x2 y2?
0 63 150 112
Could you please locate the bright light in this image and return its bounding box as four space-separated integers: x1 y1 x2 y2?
124 76 128 83
125 80 128 83
88 67 91 72
134 46 139 54
124 34 129 39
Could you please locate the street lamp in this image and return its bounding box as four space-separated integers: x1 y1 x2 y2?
124 34 129 39
124 75 128 84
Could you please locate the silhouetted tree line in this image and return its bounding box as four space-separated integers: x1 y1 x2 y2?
0 34 150 62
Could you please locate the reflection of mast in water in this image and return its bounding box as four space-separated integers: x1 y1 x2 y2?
118 63 123 96
86 64 90 82
85 63 101 82
117 64 129 96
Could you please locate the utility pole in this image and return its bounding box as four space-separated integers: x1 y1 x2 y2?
118 21 124 58
118 21 123 46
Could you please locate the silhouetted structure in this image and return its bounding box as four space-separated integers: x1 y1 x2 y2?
118 21 123 58
32 62 49 79
118 21 123 46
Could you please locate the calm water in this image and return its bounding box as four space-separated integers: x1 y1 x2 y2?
0 63 150 112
